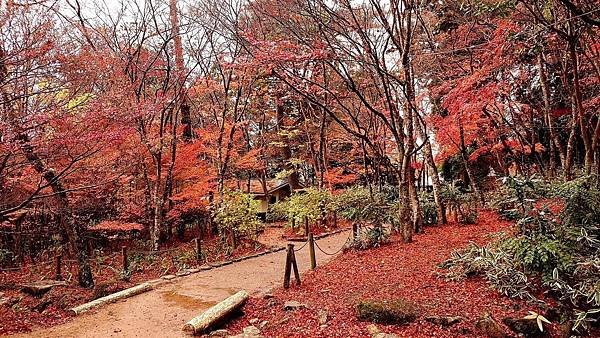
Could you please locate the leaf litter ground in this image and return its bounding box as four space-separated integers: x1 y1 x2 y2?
225 210 562 337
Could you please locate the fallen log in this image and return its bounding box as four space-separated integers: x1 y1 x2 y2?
182 290 249 334
70 282 153 315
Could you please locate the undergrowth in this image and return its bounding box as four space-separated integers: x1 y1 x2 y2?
441 175 600 334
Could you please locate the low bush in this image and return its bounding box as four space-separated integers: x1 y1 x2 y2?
349 226 390 250
440 183 478 224
213 190 262 244
419 191 438 225
269 188 331 227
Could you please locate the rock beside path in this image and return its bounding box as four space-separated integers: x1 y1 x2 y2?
503 317 547 337
425 315 464 327
283 300 306 311
476 314 507 338
21 280 66 297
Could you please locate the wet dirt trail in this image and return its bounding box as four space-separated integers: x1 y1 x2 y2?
15 231 350 338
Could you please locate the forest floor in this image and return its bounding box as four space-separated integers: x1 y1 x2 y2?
2 212 581 337
224 210 564 338
2 228 350 337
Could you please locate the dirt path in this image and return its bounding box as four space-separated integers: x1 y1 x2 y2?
15 231 350 338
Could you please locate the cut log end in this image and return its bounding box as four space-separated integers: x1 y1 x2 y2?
182 323 196 333
183 290 249 334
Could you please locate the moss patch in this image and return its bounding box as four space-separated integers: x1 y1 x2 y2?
356 298 418 325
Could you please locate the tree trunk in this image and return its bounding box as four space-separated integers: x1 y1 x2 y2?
71 282 153 315
397 178 413 243
18 137 94 287
569 40 593 174
276 96 300 189
408 171 423 234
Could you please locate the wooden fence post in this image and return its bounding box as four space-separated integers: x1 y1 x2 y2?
333 212 338 228
283 243 301 288
121 246 128 274
308 233 316 270
55 254 63 281
283 244 293 289
291 245 300 286
291 217 296 232
352 222 358 239
194 238 202 261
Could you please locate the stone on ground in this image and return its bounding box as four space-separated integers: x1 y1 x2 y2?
283 300 306 311
373 333 398 338
503 317 547 337
208 329 229 337
476 314 507 338
21 280 66 297
243 326 260 335
318 309 328 325
425 315 464 327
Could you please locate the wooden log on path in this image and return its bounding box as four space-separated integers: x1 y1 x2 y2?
70 282 153 315
182 290 249 334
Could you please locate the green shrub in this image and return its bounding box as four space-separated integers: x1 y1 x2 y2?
269 188 331 227
419 191 438 225
333 187 391 225
214 190 262 240
0 249 14 267
349 225 390 250
440 183 478 224
490 175 544 220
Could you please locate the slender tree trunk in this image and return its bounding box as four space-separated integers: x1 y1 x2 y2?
415 117 447 224
169 0 192 141
538 52 566 170
459 123 485 205
397 174 413 243
152 153 163 251
568 39 593 174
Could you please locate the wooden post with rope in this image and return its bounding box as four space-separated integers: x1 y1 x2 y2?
308 233 316 270
121 246 128 274
283 243 300 289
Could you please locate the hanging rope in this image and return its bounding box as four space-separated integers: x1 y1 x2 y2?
313 234 352 256
293 240 309 252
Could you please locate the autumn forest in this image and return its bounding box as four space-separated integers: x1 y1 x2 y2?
1 0 600 337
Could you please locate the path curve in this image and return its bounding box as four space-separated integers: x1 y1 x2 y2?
14 230 350 338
